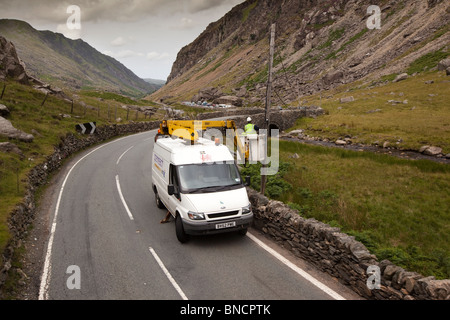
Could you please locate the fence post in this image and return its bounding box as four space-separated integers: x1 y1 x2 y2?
0 84 6 100
41 93 48 107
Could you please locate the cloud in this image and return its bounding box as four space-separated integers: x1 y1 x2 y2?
0 0 245 79
0 0 244 24
111 36 127 47
146 52 171 61
104 49 171 61
181 17 193 26
188 0 235 13
180 17 195 29
102 50 115 58
118 50 145 59
169 17 197 30
102 47 172 62
104 49 145 59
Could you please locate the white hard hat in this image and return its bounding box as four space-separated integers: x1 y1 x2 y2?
247 117 252 122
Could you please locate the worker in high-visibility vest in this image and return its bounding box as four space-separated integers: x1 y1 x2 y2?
244 117 259 135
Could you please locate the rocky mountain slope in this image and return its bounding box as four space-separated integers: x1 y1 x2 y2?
0 19 153 97
0 35 30 85
149 0 449 106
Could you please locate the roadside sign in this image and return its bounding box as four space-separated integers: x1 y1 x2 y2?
76 122 96 135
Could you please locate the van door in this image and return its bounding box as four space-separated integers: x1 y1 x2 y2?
167 164 181 215
152 150 169 207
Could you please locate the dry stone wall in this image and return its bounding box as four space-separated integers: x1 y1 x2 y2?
197 106 325 132
247 188 450 300
196 107 265 120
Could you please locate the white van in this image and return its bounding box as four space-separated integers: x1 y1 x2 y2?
152 136 253 243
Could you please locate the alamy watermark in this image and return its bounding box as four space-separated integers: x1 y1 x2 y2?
66 265 81 290
366 265 381 290
367 5 382 30
66 5 81 30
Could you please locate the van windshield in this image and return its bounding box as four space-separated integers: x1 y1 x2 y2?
177 162 243 193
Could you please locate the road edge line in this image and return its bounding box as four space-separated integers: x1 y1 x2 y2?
38 142 117 300
149 247 188 300
38 135 133 300
246 232 346 300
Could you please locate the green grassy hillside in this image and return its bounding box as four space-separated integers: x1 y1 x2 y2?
289 69 450 154
242 140 450 279
0 81 162 263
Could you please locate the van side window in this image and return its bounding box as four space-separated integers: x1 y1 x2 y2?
170 164 180 200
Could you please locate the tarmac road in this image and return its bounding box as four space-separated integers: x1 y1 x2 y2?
36 129 361 301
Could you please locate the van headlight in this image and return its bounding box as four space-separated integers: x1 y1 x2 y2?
242 204 252 215
188 211 205 220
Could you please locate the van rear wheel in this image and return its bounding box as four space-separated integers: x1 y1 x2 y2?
175 213 189 243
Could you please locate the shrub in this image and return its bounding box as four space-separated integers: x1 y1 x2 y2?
407 48 449 74
318 27 346 50
240 161 292 199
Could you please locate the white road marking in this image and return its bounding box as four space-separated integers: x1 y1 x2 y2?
115 175 135 221
38 139 123 300
116 146 134 165
149 247 188 300
246 232 346 300
38 132 155 300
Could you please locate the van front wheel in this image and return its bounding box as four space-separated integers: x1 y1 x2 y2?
238 228 248 236
175 214 189 243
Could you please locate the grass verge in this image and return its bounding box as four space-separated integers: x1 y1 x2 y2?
242 141 450 279
0 80 208 266
291 70 450 154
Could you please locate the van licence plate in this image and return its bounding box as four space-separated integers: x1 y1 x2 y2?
215 221 236 230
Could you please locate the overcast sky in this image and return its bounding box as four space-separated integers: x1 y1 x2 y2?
0 0 245 80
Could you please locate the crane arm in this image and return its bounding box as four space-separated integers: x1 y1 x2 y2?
158 120 248 163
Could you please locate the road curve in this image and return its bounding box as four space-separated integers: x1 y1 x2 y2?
37 129 359 300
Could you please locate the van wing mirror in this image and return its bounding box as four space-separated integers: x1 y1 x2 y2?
168 185 175 196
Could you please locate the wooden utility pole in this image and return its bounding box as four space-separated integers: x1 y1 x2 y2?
261 23 276 195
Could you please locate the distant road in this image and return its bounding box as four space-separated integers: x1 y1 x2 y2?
37 129 360 300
